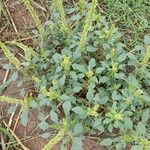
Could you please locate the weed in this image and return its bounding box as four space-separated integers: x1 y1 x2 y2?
0 0 150 150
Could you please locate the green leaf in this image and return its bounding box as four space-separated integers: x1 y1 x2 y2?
7 106 17 114
112 91 121 100
72 86 82 93
136 122 146 135
99 77 109 83
88 58 96 69
99 96 109 104
78 73 85 79
131 145 142 150
142 109 149 123
72 107 84 114
11 72 18 81
3 64 13 70
96 67 105 74
117 53 127 62
103 118 111 124
20 110 29 126
124 117 133 129
41 132 51 138
91 76 98 83
88 82 96 89
22 62 30 67
70 71 78 81
55 66 62 73
29 100 38 108
74 123 83 135
50 110 58 123
108 123 113 133
70 14 81 21
72 137 83 150
128 53 137 60
73 48 81 59
144 35 150 45
127 75 139 88
86 46 96 52
72 64 86 73
67 7 76 14
52 53 62 62
93 118 102 128
86 89 94 101
38 113 45 122
63 101 72 114
100 138 113 146
59 75 66 86
38 122 49 130
60 94 70 101
143 95 150 102
72 107 87 118
93 94 100 102
20 88 25 97
116 143 123 150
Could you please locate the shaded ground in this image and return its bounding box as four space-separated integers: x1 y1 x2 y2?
0 1 104 150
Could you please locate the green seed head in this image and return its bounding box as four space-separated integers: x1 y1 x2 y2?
86 70 94 79
87 104 99 117
114 113 124 121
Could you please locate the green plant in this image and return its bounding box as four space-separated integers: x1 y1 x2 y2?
0 0 150 149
